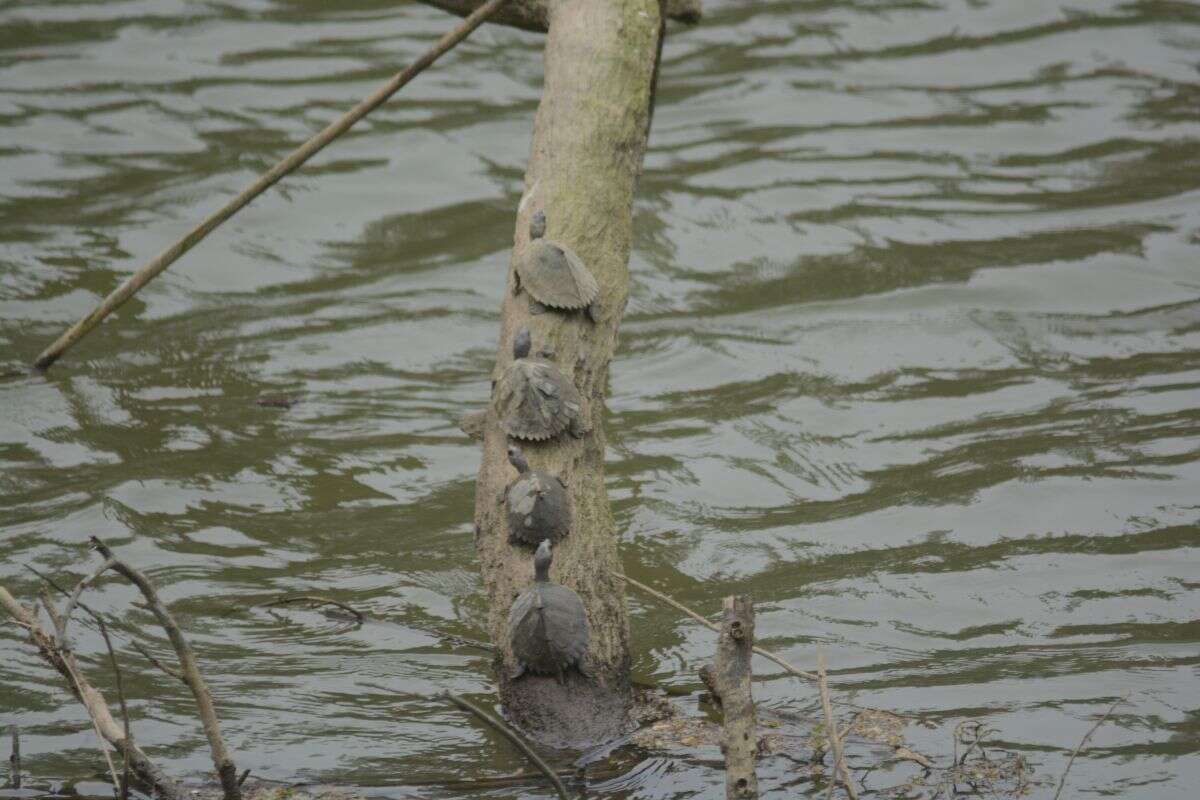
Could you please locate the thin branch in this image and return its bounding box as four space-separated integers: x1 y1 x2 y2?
90 536 242 800
31 0 511 372
1052 693 1129 800
96 615 132 800
131 639 187 684
406 620 494 653
610 570 818 681
443 693 571 800
58 558 116 647
262 595 364 624
817 647 858 800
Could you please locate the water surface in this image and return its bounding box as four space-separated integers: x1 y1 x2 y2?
2 0 1199 797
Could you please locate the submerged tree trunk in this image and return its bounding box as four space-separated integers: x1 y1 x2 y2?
473 0 662 745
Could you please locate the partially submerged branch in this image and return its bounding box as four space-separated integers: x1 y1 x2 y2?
262 595 364 625
443 692 571 800
90 536 242 800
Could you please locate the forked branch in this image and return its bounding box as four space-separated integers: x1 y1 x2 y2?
90 536 242 800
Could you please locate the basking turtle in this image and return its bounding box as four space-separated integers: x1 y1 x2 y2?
502 444 571 546
494 327 587 441
507 539 589 681
514 211 600 321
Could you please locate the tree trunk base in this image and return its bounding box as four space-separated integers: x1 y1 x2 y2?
501 670 632 749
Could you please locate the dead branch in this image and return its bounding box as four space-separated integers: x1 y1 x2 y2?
262 595 364 624
816 647 857 800
1053 693 1129 800
612 571 818 682
714 596 758 799
89 536 242 800
58 558 116 647
417 0 701 33
0 584 183 799
443 692 570 800
96 614 132 800
31 0 511 372
131 639 187 684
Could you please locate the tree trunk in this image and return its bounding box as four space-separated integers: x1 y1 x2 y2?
473 0 662 746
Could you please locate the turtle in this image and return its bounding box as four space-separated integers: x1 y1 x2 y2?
507 538 589 682
514 210 600 322
502 444 572 546
493 327 588 441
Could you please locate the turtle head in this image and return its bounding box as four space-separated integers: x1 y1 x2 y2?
513 327 532 360
507 444 529 474
529 210 547 241
533 538 553 581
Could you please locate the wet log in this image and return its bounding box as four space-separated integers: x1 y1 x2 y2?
418 0 701 33
713 596 759 799
472 0 664 745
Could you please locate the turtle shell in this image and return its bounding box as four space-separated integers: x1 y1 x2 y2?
494 357 583 441
517 239 600 311
508 582 588 677
507 470 571 546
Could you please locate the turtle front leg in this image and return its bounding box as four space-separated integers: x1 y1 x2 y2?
529 298 547 315
586 300 600 323
509 662 526 681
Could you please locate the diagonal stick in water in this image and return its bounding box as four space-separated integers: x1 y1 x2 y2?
31 0 510 373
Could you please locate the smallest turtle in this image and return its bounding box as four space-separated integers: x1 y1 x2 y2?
514 211 600 322
502 444 572 546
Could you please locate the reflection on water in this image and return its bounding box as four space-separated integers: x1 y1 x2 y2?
2 0 1199 796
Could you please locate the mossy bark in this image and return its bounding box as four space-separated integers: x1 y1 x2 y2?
473 0 662 745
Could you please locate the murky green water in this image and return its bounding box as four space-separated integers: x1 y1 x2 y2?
3 0 1200 796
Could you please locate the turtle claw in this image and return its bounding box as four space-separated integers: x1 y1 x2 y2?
586 301 600 323
529 298 548 315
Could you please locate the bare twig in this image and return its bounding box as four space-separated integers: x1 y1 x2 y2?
58 558 116 647
443 692 570 800
90 536 242 800
611 571 818 681
131 639 186 684
406 620 494 652
817 647 857 800
262 595 364 624
96 615 132 800
0 584 183 800
31 0 511 372
9 726 18 790
1052 693 1129 800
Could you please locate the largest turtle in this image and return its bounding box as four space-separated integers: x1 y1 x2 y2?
514 211 600 322
507 539 589 682
494 327 587 441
